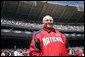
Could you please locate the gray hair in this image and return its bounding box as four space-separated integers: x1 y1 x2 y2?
43 15 53 23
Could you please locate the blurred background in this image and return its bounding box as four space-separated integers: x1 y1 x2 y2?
1 1 84 56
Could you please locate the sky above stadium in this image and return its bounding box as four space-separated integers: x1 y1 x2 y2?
47 1 84 5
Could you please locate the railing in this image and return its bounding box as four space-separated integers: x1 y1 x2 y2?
1 29 84 37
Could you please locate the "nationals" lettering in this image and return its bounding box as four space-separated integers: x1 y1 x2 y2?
42 37 64 46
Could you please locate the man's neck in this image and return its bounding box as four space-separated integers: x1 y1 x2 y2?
44 26 53 30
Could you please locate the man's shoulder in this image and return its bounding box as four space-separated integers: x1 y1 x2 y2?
55 30 61 34
55 30 65 36
34 29 44 35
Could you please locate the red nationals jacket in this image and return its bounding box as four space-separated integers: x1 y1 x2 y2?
29 28 70 56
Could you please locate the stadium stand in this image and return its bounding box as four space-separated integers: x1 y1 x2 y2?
1 18 84 32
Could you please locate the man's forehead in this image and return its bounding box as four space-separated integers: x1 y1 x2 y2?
45 18 53 20
43 16 53 20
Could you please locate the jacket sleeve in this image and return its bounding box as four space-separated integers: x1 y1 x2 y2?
61 34 70 56
29 33 41 56
60 34 66 45
60 34 69 50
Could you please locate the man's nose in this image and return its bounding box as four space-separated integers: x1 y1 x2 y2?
48 20 51 23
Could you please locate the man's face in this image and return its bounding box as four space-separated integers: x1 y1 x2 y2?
43 16 53 29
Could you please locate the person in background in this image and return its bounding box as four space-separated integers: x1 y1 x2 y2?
14 49 19 56
74 50 83 56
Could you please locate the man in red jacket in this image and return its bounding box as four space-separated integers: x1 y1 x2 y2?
29 15 70 56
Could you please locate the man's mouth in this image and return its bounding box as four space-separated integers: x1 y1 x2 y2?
47 24 51 27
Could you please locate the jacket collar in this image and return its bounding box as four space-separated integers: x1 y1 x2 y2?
43 27 56 33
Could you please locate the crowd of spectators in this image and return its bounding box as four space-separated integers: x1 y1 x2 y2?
1 47 84 56
1 48 29 56
54 25 84 32
1 18 84 32
69 47 84 56
1 18 42 29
